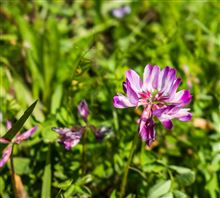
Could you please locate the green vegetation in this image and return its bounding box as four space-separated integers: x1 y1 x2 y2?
0 0 220 197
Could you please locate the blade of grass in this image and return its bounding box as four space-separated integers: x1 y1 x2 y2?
0 100 38 153
41 145 51 198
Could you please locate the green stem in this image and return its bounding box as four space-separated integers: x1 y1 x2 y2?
10 145 18 198
119 133 139 198
82 130 87 175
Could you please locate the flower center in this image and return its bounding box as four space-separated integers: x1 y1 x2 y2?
138 90 159 105
138 89 169 112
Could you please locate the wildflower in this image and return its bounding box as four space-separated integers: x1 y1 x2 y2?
113 64 192 146
52 126 85 150
0 120 37 168
112 5 131 19
92 126 112 141
53 100 111 149
77 100 89 122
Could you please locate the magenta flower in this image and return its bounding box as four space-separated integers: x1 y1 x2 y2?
78 100 89 122
0 120 37 168
52 126 85 150
113 64 192 146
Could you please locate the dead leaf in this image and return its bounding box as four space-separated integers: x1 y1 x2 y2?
193 118 214 130
14 174 28 198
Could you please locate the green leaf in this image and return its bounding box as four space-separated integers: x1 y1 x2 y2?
169 165 195 186
147 180 171 198
53 179 73 190
41 145 51 198
160 192 174 198
143 163 165 173
177 174 195 186
76 174 93 186
125 194 136 198
13 157 30 175
0 177 5 194
51 84 63 114
41 125 58 143
173 190 187 198
205 172 219 198
0 100 38 153
110 190 117 198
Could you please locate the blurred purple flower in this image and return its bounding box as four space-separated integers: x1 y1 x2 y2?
52 126 85 150
78 100 89 122
89 125 112 141
113 64 192 146
112 6 131 19
0 120 37 168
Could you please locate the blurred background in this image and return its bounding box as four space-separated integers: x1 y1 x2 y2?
0 0 220 197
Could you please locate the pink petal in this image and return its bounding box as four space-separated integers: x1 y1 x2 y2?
138 117 156 146
6 120 12 130
160 68 177 94
0 138 10 144
153 106 192 125
162 120 173 129
63 136 81 150
166 90 192 105
52 127 83 150
138 108 155 146
113 95 136 108
143 65 160 91
52 127 70 135
125 69 142 93
143 64 153 84
77 100 89 122
168 77 182 97
125 80 139 104
153 107 173 122
174 108 192 121
152 66 160 89
15 126 38 144
157 66 169 91
0 145 12 168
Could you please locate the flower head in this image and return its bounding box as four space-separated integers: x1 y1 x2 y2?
113 64 192 146
52 126 85 150
78 100 89 122
0 120 37 168
112 6 131 19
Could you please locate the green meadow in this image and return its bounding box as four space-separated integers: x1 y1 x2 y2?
0 1 220 197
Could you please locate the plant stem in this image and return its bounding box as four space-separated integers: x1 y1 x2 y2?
119 133 139 198
82 130 87 175
10 145 18 198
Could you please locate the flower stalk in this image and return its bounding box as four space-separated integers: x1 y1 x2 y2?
81 130 87 175
10 145 18 198
120 133 139 198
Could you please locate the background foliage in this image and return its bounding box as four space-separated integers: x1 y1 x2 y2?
0 0 220 197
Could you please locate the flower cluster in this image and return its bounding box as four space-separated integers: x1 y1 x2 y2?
113 64 192 146
52 126 85 150
52 100 111 150
0 121 37 168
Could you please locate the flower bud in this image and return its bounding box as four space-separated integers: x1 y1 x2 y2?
77 100 89 122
